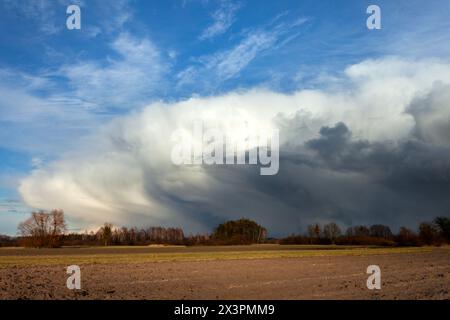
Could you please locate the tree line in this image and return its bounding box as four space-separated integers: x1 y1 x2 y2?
280 218 450 246
66 223 186 247
2 211 267 247
0 209 448 248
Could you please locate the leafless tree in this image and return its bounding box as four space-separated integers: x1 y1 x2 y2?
369 224 393 239
97 223 113 246
18 209 67 248
346 225 370 237
323 223 341 244
307 224 321 244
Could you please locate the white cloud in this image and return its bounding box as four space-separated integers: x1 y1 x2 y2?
0 68 100 154
1 0 132 37
19 58 450 233
60 33 167 110
212 31 276 80
91 0 132 35
178 31 277 87
0 31 167 158
199 1 241 40
1 0 63 35
177 15 308 88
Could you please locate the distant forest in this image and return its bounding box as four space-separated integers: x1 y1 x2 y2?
0 209 449 248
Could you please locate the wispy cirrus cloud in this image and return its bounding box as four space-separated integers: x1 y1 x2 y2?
178 31 276 87
178 15 308 90
0 32 169 156
91 0 133 36
0 0 132 37
59 33 168 110
0 72 101 155
199 0 241 40
0 0 69 35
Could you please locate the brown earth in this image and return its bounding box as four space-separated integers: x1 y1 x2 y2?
0 246 448 300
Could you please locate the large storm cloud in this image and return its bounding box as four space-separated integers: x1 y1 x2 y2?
19 58 450 235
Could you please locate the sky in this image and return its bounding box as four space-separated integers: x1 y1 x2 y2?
1 0 450 236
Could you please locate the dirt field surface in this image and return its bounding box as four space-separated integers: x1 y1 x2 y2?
0 245 448 300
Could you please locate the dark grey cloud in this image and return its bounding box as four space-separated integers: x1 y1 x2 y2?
169 85 450 235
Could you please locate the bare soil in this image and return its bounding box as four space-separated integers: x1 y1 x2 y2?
0 247 448 300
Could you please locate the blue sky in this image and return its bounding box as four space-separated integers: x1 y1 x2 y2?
1 0 450 235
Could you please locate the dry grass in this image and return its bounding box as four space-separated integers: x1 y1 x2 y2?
0 245 441 268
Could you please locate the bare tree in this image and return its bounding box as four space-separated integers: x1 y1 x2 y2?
434 217 450 242
369 224 393 239
307 224 321 244
419 222 439 245
346 225 370 237
97 223 113 246
323 223 341 244
18 209 67 248
396 227 420 246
